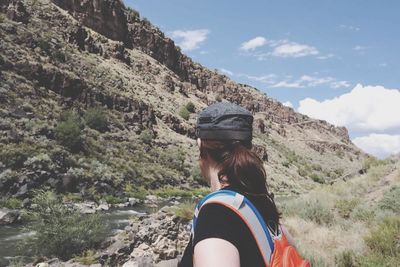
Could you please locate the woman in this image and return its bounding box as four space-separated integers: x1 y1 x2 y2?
179 101 285 267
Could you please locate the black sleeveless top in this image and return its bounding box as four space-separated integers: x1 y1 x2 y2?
179 185 278 267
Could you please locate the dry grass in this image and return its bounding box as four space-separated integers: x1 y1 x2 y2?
278 161 400 266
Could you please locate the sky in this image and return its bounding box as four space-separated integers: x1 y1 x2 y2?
124 0 400 159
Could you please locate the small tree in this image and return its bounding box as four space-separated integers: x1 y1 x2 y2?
84 107 108 132
19 190 108 260
139 129 154 145
179 106 190 120
185 101 195 113
55 112 83 153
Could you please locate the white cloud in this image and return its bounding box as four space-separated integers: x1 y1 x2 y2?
339 24 360 31
241 74 277 84
282 101 294 108
169 29 209 51
240 37 268 51
353 134 400 159
245 74 350 89
272 42 319 58
298 84 400 132
219 68 233 76
353 45 368 51
317 53 335 60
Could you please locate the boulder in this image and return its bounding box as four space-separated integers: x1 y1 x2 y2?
0 208 20 225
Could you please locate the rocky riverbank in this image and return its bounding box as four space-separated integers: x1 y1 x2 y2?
30 207 190 267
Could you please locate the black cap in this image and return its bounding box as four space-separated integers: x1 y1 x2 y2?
195 101 253 141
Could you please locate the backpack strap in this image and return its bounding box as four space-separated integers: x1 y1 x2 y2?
191 190 278 266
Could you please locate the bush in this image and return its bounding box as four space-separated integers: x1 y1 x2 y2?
362 156 386 173
84 107 108 132
335 250 357 267
310 173 325 184
125 184 148 200
139 129 154 145
0 143 38 169
361 216 400 265
103 195 124 205
37 38 51 53
351 205 376 223
52 50 67 63
0 197 22 209
335 199 360 219
169 201 196 221
282 195 335 225
379 186 400 214
185 101 195 113
178 106 190 120
159 147 186 171
20 190 108 260
55 112 83 152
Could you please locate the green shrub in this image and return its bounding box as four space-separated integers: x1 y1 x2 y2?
351 205 376 223
178 106 190 120
37 38 51 53
0 143 38 169
0 169 19 187
356 216 400 266
103 195 123 205
282 196 335 225
139 129 154 145
0 14 5 23
297 168 308 177
335 199 360 219
364 216 400 258
55 112 83 152
125 184 148 200
0 197 22 209
185 101 195 113
379 186 400 214
159 147 186 171
310 173 325 184
335 250 357 267
52 50 67 63
20 190 108 261
84 107 108 132
169 201 196 221
362 156 386 173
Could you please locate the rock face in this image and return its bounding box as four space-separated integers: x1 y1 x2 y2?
98 208 190 266
52 0 130 47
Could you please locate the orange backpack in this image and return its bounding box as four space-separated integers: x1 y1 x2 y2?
192 190 311 267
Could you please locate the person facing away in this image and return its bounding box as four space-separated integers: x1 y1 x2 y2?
178 101 296 267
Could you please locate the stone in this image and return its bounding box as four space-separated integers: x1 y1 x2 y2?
0 208 20 225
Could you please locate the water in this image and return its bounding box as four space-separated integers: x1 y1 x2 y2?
0 201 172 266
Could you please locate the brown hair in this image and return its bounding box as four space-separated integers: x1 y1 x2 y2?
199 139 280 225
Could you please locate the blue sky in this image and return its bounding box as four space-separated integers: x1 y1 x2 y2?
124 0 400 158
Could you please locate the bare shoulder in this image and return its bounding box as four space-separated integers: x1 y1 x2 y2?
194 237 240 267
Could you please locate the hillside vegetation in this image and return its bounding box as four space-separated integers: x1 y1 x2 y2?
0 0 367 205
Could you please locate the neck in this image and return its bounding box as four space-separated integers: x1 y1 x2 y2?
208 166 230 191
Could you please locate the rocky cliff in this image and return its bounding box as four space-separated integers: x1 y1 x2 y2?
0 0 366 201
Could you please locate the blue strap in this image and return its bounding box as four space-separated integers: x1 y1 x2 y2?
192 189 275 253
